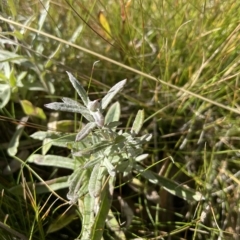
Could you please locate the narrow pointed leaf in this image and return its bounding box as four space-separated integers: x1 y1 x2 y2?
77 140 111 155
135 164 204 201
105 121 122 129
21 100 46 119
106 209 126 240
7 116 29 156
47 209 77 234
75 122 96 141
92 177 115 240
101 79 127 110
81 193 95 239
103 157 115 177
88 163 100 198
66 71 89 107
45 102 94 122
83 156 102 169
131 109 144 134
27 154 75 170
67 168 90 203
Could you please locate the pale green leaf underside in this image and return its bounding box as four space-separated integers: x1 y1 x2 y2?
44 102 94 122
131 109 144 134
101 79 127 110
75 122 97 141
105 101 121 125
27 154 75 170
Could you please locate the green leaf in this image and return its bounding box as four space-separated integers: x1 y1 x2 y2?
83 156 102 169
7 116 29 156
91 177 115 240
131 109 144 134
7 0 17 17
105 101 121 125
47 209 77 234
38 0 50 32
101 79 127 110
31 131 76 148
20 100 46 120
66 71 89 107
81 193 95 239
75 122 97 141
0 49 28 64
135 164 204 202
67 168 90 204
0 84 11 108
45 101 94 122
69 25 83 43
9 176 69 196
30 131 69 141
27 154 75 170
106 209 127 240
76 140 110 156
103 157 115 177
88 163 101 198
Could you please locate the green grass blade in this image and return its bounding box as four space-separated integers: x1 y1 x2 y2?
135 164 204 202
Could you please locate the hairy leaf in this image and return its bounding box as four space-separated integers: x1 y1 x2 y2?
131 109 144 134
45 102 94 122
75 122 97 141
101 79 127 110
66 71 89 107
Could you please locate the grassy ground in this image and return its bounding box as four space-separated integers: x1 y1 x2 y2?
1 0 240 239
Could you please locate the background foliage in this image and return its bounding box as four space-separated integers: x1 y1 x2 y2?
0 0 240 239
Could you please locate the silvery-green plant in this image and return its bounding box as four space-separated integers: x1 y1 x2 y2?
26 72 204 239
44 72 152 239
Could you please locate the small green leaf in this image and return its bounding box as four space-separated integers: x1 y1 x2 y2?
21 100 46 120
106 209 127 240
101 79 127 110
76 140 110 156
75 122 97 141
66 71 89 107
0 49 28 64
47 209 77 234
69 25 83 43
83 156 102 169
103 157 115 177
105 101 121 125
67 169 90 204
0 84 11 108
30 131 67 141
88 163 101 198
131 109 144 134
27 154 75 170
7 116 28 156
38 0 50 29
